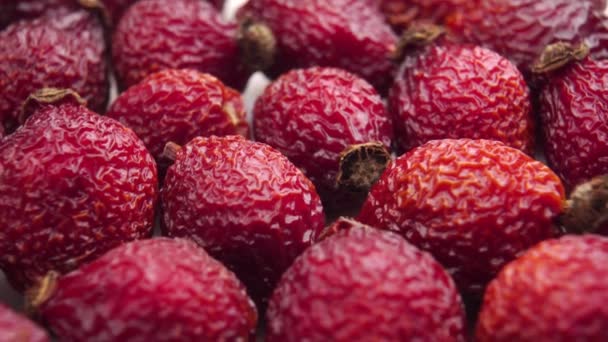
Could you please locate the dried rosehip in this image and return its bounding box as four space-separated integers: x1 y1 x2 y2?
0 7 108 134
30 238 257 341
448 0 608 74
0 303 49 342
358 139 565 298
254 67 392 213
266 221 466 341
106 69 248 176
532 43 608 190
0 89 157 291
112 0 249 91
476 235 608 341
390 39 534 154
379 0 476 31
162 135 325 306
237 0 398 91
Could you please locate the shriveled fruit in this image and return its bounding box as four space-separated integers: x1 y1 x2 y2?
379 0 476 31
237 0 398 91
112 0 249 90
534 43 608 190
30 238 257 341
266 220 466 341
358 139 565 297
476 235 608 341
254 67 392 213
448 0 608 74
0 7 108 134
0 89 157 291
106 69 248 175
0 303 49 342
162 135 325 306
390 40 534 153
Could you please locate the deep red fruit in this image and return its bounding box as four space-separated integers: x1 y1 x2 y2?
238 0 398 91
162 135 325 305
390 42 534 154
112 0 249 90
32 238 257 341
254 67 393 212
379 0 476 31
266 220 466 341
535 46 608 190
0 90 158 291
0 303 49 342
106 69 248 174
477 235 608 341
0 8 108 134
358 139 565 297
448 0 608 74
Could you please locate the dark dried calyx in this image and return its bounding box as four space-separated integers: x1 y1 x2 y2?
336 142 391 193
238 19 277 72
393 23 445 61
561 175 608 234
19 88 87 124
531 42 590 74
25 271 60 315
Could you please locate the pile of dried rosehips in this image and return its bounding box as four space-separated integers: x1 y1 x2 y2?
1 0 608 340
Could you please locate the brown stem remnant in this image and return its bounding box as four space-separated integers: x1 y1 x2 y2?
393 23 445 61
162 141 183 162
531 42 590 74
20 88 87 124
238 19 277 72
25 271 60 316
336 142 391 193
561 175 608 234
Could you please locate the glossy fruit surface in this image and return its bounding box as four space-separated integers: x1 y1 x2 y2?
0 303 49 342
358 139 565 297
254 67 392 209
448 0 608 74
0 91 157 291
162 135 325 305
390 43 533 153
0 8 108 134
477 235 608 341
106 69 248 170
36 238 257 342
538 56 608 189
112 0 249 90
238 0 398 91
266 222 466 341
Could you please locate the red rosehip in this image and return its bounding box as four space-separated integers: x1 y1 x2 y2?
0 89 157 291
162 135 325 306
477 235 608 341
358 139 565 297
379 0 476 31
266 220 467 341
0 303 49 342
31 238 257 341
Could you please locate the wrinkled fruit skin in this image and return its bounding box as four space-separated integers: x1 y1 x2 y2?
0 98 158 291
39 238 257 342
162 136 325 306
539 57 608 190
0 303 49 342
449 0 608 74
379 0 476 31
107 69 248 173
254 67 392 210
390 43 533 154
238 0 398 91
112 0 249 91
0 8 108 134
477 235 608 341
266 224 467 342
358 139 565 297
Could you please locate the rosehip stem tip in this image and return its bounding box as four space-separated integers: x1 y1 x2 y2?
336 142 391 193
561 175 608 234
531 42 590 74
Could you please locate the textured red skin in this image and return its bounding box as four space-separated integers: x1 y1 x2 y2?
238 0 398 92
107 69 249 165
539 58 608 190
358 139 565 297
448 0 608 74
0 99 158 291
0 303 49 342
390 44 534 154
266 224 466 341
0 8 108 134
162 135 325 306
379 0 477 31
477 235 608 341
254 67 393 205
112 0 249 91
39 238 257 342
